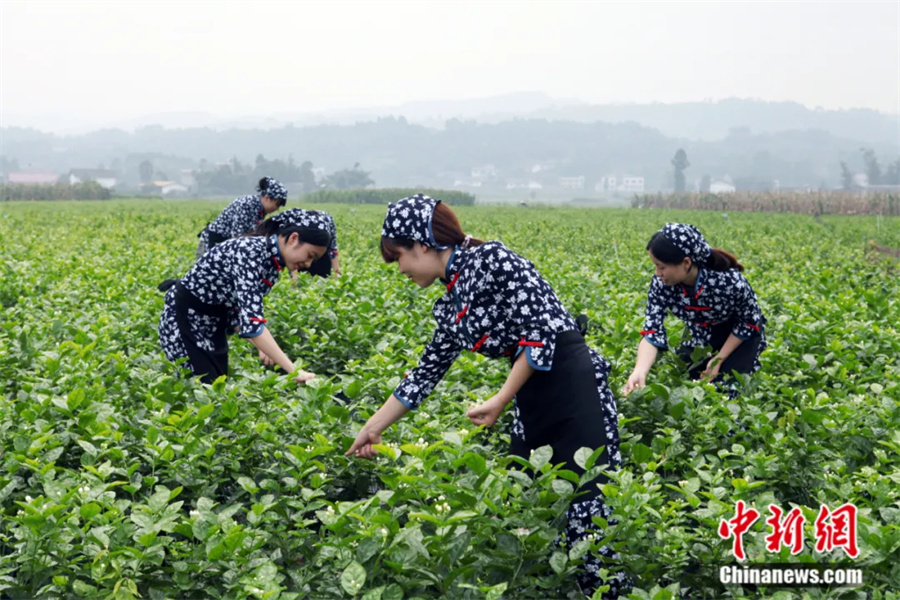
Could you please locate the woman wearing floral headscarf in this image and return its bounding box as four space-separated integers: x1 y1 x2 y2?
624 223 767 397
196 177 288 258
345 194 631 598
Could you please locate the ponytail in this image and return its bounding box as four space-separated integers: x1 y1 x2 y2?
250 217 281 237
707 249 743 272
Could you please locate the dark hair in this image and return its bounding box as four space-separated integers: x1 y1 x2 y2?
250 212 322 237
258 177 287 207
279 225 331 248
646 231 743 272
380 202 484 262
248 218 330 248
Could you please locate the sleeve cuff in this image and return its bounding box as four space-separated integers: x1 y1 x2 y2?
732 323 761 340
514 345 552 371
641 331 668 349
392 389 415 410
240 324 266 338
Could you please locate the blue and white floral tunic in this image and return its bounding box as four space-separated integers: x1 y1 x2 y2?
200 195 267 247
159 235 285 363
641 268 767 370
394 241 618 456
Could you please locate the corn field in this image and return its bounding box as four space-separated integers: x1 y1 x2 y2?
632 191 900 216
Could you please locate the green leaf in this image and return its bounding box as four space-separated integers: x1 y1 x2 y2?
80 503 102 520
382 584 403 600
73 581 98 595
574 447 592 470
631 442 653 464
529 445 553 470
341 561 366 596
356 537 380 563
549 550 567 574
77 440 98 457
485 582 507 600
67 388 85 411
462 452 486 475
371 444 399 460
237 476 259 494
362 587 384 600
148 487 171 511
221 401 239 420
207 541 227 561
801 409 824 425
197 403 215 420
551 479 574 496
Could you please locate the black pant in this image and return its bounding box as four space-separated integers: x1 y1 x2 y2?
172 282 230 384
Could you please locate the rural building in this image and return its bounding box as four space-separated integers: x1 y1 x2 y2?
68 169 118 189
7 172 60 184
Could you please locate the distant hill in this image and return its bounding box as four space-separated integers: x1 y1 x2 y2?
3 114 896 193
6 94 895 145
525 98 899 144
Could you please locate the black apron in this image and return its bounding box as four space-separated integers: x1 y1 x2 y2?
509 328 611 500
171 281 231 384
677 320 762 380
199 226 229 250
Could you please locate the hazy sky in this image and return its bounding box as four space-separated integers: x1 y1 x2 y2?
1 0 898 131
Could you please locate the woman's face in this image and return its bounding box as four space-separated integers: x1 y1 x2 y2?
649 251 692 286
394 243 442 288
282 233 326 272
261 195 281 214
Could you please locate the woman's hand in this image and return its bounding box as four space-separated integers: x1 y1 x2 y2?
258 350 274 366
294 370 316 384
623 370 647 395
700 356 723 382
345 425 382 459
466 395 507 427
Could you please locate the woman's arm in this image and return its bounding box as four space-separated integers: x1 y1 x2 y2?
246 328 315 382
467 351 534 426
624 338 660 395
345 396 410 459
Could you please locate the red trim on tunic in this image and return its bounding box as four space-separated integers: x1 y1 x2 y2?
470 334 489 352
518 339 544 348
